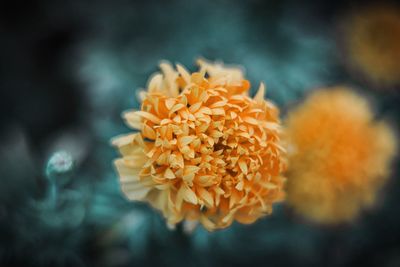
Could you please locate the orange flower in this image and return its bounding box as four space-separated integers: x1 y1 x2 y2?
340 5 400 86
285 88 397 224
112 59 287 230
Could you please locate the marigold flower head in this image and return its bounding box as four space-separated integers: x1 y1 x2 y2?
285 87 397 224
340 4 400 86
112 59 287 230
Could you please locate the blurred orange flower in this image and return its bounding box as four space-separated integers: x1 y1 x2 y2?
112 59 287 230
285 88 397 224
340 5 400 86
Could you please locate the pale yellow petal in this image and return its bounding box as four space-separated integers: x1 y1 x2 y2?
238 159 248 175
254 82 266 104
123 110 142 129
183 186 198 205
135 111 161 124
198 187 214 207
176 63 191 84
147 73 163 93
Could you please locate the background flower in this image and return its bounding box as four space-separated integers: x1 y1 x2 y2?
339 4 400 87
285 87 397 224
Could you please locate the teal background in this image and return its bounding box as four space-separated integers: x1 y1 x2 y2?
0 0 399 266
